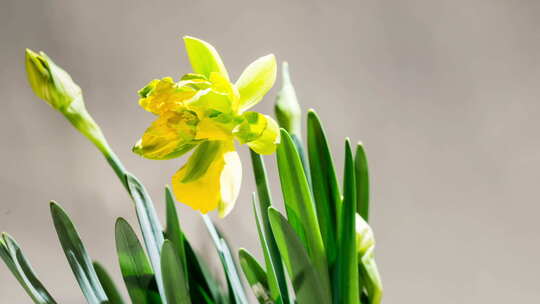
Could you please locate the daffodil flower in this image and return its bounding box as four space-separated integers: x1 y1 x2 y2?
133 36 279 217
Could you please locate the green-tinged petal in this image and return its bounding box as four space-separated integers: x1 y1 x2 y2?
355 214 374 257
236 54 277 111
25 49 81 111
172 140 241 216
183 36 230 81
234 112 280 154
217 149 242 217
359 248 383 304
138 77 195 115
133 111 199 160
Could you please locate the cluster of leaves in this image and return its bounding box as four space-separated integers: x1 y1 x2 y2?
1 54 381 304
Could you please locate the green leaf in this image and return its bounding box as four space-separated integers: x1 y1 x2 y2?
183 36 230 81
124 173 166 301
164 186 187 282
307 110 341 267
49 202 108 304
268 208 332 304
93 262 125 304
0 233 57 304
335 140 359 304
161 240 191 304
238 248 271 303
115 218 161 304
184 240 223 303
236 54 277 110
275 129 329 289
355 143 370 222
201 215 248 304
249 151 289 304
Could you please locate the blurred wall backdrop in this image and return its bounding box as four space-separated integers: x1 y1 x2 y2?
1 0 540 303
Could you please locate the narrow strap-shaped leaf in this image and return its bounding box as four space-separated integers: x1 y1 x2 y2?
238 248 271 303
115 218 161 304
164 186 187 282
335 140 359 304
0 233 57 304
201 215 248 304
291 134 310 181
49 202 108 304
275 129 329 290
307 110 341 267
355 143 370 222
93 262 125 304
268 208 332 304
161 240 191 304
125 173 167 302
249 151 289 304
184 241 223 303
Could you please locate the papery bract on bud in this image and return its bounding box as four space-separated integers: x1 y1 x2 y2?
25 49 82 111
133 36 279 217
275 62 302 137
25 49 109 154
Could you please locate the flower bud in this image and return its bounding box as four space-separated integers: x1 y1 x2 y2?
275 62 301 136
25 49 110 155
25 49 82 111
356 213 375 256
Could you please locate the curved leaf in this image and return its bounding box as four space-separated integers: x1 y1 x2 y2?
50 202 107 304
0 233 57 304
275 129 329 289
249 151 289 304
355 143 370 222
268 208 331 304
125 173 166 302
161 240 191 304
238 248 271 303
93 262 125 304
115 218 161 304
307 110 341 267
335 140 359 304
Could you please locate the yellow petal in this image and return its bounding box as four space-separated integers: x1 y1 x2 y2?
183 36 230 81
218 150 242 217
195 117 233 141
172 141 241 216
233 112 280 154
235 54 277 111
138 77 195 115
133 110 199 160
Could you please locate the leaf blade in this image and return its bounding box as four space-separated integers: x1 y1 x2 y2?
249 151 289 304
50 202 107 304
335 140 359 304
161 240 191 304
275 129 330 290
307 110 341 267
125 173 167 302
238 248 271 304
0 233 57 304
268 208 331 304
355 143 370 222
115 217 161 304
93 261 126 304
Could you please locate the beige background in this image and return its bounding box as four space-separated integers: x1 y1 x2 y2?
1 0 540 303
